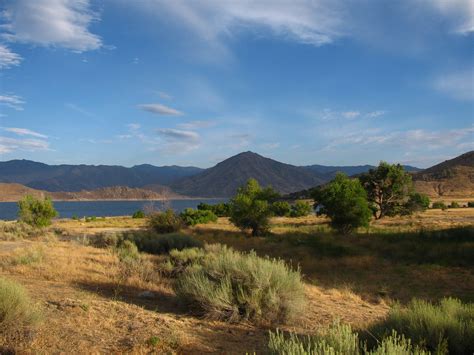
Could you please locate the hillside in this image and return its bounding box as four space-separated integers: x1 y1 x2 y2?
303 164 420 180
0 160 203 192
0 183 185 202
412 151 474 198
171 151 326 197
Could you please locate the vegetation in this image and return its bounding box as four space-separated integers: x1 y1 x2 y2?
432 201 447 210
180 208 218 226
132 210 145 219
229 178 275 236
360 162 413 219
197 202 231 217
403 192 430 214
0 221 38 240
368 297 474 354
313 173 372 234
18 195 58 227
171 244 305 324
468 201 474 208
290 200 313 217
449 201 460 209
271 201 292 217
125 232 202 255
148 209 184 234
0 277 41 337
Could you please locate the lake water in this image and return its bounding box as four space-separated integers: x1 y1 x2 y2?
0 199 227 221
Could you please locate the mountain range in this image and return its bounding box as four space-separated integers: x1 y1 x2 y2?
0 151 472 199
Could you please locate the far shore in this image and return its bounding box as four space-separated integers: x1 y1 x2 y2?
0 197 227 203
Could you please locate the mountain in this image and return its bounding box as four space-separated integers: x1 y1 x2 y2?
0 160 203 192
303 164 421 180
412 151 474 197
0 183 184 202
171 151 326 197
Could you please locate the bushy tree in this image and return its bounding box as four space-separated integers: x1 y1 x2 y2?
132 210 145 219
229 178 275 236
290 200 313 217
449 201 460 209
180 208 218 226
271 201 291 217
359 162 413 219
147 209 183 233
403 192 430 214
313 173 372 234
18 195 58 227
197 202 231 217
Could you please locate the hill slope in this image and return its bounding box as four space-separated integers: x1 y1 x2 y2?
171 151 326 197
413 151 474 198
0 160 203 192
303 164 421 180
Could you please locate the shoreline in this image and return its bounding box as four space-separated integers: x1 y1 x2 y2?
0 197 228 203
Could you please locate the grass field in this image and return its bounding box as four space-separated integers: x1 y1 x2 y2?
0 209 473 353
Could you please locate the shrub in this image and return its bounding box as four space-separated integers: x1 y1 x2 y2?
91 232 121 248
0 222 37 241
449 201 460 209
468 201 474 208
132 210 145 219
432 201 447 210
271 201 291 217
229 179 273 236
368 297 474 354
403 193 430 214
180 208 218 226
268 321 430 355
313 173 372 234
197 202 231 217
0 277 41 337
290 200 313 217
85 216 97 222
18 195 58 228
172 244 305 324
12 246 45 265
126 232 202 255
148 209 183 234
116 240 140 263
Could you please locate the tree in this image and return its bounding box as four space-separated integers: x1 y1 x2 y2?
271 201 291 217
18 195 58 227
359 162 413 219
313 173 372 234
289 200 313 217
229 178 274 236
403 192 430 214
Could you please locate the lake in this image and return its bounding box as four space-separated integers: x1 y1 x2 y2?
0 199 227 221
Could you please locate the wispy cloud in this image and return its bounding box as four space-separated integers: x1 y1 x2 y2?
2 0 102 52
65 103 96 117
261 142 280 150
433 68 474 101
366 110 386 118
156 91 173 100
157 128 200 153
178 120 216 130
342 111 360 119
0 94 25 110
138 103 183 116
306 108 384 121
0 44 22 69
0 136 50 153
1 127 48 138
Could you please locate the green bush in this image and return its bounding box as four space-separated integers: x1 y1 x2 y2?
91 232 121 248
132 210 145 219
369 297 474 354
290 200 313 217
268 321 430 355
313 173 372 234
0 277 41 337
229 179 273 236
18 195 58 228
271 201 291 217
197 202 231 217
468 201 474 208
432 201 447 210
0 222 37 241
403 193 430 214
148 209 184 234
180 208 218 226
115 240 140 263
126 232 202 255
449 201 460 209
171 244 305 324
85 216 97 222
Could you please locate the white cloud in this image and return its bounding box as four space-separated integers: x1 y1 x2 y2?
2 0 102 52
138 103 183 116
426 0 474 34
157 128 200 153
261 142 280 150
178 120 216 130
0 94 25 110
1 127 48 138
342 111 360 119
65 103 96 117
156 91 173 100
0 44 22 69
0 136 50 153
433 68 474 101
366 110 386 118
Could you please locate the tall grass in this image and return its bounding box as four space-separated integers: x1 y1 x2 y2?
171 244 306 324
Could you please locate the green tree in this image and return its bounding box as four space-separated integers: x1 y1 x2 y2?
271 201 291 217
403 192 430 214
18 195 58 227
229 178 274 236
359 162 413 219
313 173 372 234
289 200 313 217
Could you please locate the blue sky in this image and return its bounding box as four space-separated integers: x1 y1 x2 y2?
0 0 472 168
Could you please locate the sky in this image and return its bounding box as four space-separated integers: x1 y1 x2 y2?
0 0 473 168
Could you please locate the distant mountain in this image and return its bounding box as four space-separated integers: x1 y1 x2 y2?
0 160 203 192
171 151 326 197
413 151 474 197
303 164 421 180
